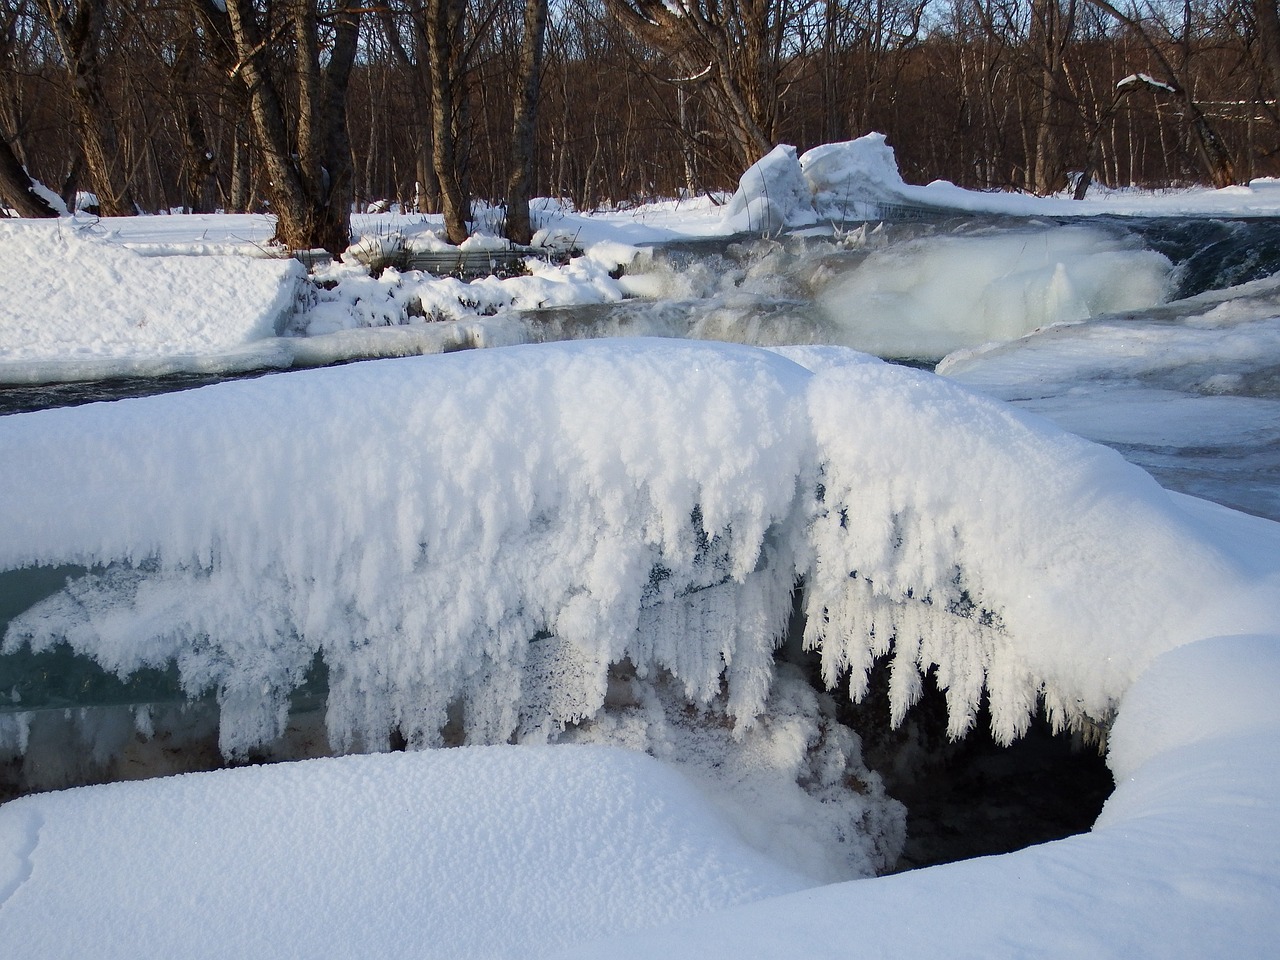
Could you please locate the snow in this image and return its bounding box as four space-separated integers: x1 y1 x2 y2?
0 745 814 958
721 144 817 235
801 133 910 218
4 137 1280 958
6 136 1280 386
1117 72 1178 94
0 219 303 382
553 631 1280 960
937 272 1280 519
4 340 1278 760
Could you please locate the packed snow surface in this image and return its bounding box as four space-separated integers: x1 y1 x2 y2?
0 745 813 958
0 220 302 381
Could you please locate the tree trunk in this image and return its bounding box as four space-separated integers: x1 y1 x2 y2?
42 0 136 216
505 0 548 245
1254 0 1280 108
219 0 360 253
425 0 471 244
0 134 59 217
175 42 217 214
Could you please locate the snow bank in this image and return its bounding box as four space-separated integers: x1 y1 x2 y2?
817 224 1173 357
551 631 1280 960
721 145 818 235
801 134 909 218
0 745 812 958
723 133 1280 227
937 274 1280 518
4 339 1278 762
0 220 303 379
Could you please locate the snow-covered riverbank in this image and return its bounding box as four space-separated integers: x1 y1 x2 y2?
3 137 1280 958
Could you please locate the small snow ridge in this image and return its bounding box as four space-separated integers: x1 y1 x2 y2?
0 808 41 909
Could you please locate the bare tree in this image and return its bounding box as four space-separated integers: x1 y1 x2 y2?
40 0 136 215
0 132 59 216
601 0 801 170
1085 0 1237 185
193 0 362 251
505 0 549 244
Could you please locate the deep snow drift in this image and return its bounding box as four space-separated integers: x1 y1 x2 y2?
1 339 1278 959
0 745 814 958
0 220 303 382
4 341 1278 755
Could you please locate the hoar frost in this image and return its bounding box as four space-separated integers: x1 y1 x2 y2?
3 340 1278 774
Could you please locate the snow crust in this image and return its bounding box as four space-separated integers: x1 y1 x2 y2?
0 745 813 958
4 340 1278 764
0 220 303 379
725 133 1280 226
551 634 1280 960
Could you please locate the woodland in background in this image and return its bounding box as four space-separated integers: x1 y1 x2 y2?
2 0 1279 250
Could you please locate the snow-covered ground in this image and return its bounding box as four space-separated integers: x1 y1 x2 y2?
3 136 1280 957
6 134 1280 385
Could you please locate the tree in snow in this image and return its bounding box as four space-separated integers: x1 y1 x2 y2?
601 0 797 173
0 133 59 217
190 0 362 253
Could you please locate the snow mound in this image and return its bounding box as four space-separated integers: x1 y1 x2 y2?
800 134 909 218
721 136 918 233
560 664 904 881
0 220 303 377
3 340 1278 760
0 745 812 958
721 145 818 235
551 632 1280 960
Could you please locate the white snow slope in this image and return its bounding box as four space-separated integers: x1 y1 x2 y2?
0 220 303 381
552 632 1280 960
0 339 1277 958
0 744 813 958
5 341 1276 758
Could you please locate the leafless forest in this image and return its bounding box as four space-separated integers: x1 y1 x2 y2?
2 0 1279 249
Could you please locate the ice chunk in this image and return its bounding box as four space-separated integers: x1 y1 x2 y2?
800 134 910 219
721 145 818 235
817 224 1173 358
